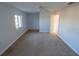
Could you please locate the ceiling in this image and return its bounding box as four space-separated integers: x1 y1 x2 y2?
6 2 68 13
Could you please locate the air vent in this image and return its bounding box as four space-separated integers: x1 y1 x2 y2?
67 2 74 5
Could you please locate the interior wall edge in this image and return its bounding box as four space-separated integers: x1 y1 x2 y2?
0 29 28 56
57 34 79 56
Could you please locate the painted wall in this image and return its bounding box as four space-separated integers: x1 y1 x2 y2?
58 6 79 55
0 3 28 55
27 13 39 30
39 10 50 32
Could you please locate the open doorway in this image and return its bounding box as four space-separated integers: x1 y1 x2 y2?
50 13 60 34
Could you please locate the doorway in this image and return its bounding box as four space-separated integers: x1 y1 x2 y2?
50 13 59 34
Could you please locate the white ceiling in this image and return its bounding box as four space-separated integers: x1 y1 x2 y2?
6 2 68 13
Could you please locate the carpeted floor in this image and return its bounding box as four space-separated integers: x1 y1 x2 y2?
2 31 77 56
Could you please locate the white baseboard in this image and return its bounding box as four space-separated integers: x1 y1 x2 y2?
0 29 28 55
57 34 79 55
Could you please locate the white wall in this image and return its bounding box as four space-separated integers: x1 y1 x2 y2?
58 6 79 55
27 13 39 30
0 3 28 55
40 10 50 32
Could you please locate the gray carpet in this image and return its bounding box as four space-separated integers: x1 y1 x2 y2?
3 31 77 56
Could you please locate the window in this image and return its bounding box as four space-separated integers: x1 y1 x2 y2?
14 15 23 29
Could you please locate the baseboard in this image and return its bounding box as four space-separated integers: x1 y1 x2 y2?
28 29 39 32
0 29 28 55
57 34 79 55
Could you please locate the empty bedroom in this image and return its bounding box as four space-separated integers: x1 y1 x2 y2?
0 2 79 56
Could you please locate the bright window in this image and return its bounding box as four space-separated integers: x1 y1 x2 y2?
14 15 23 29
